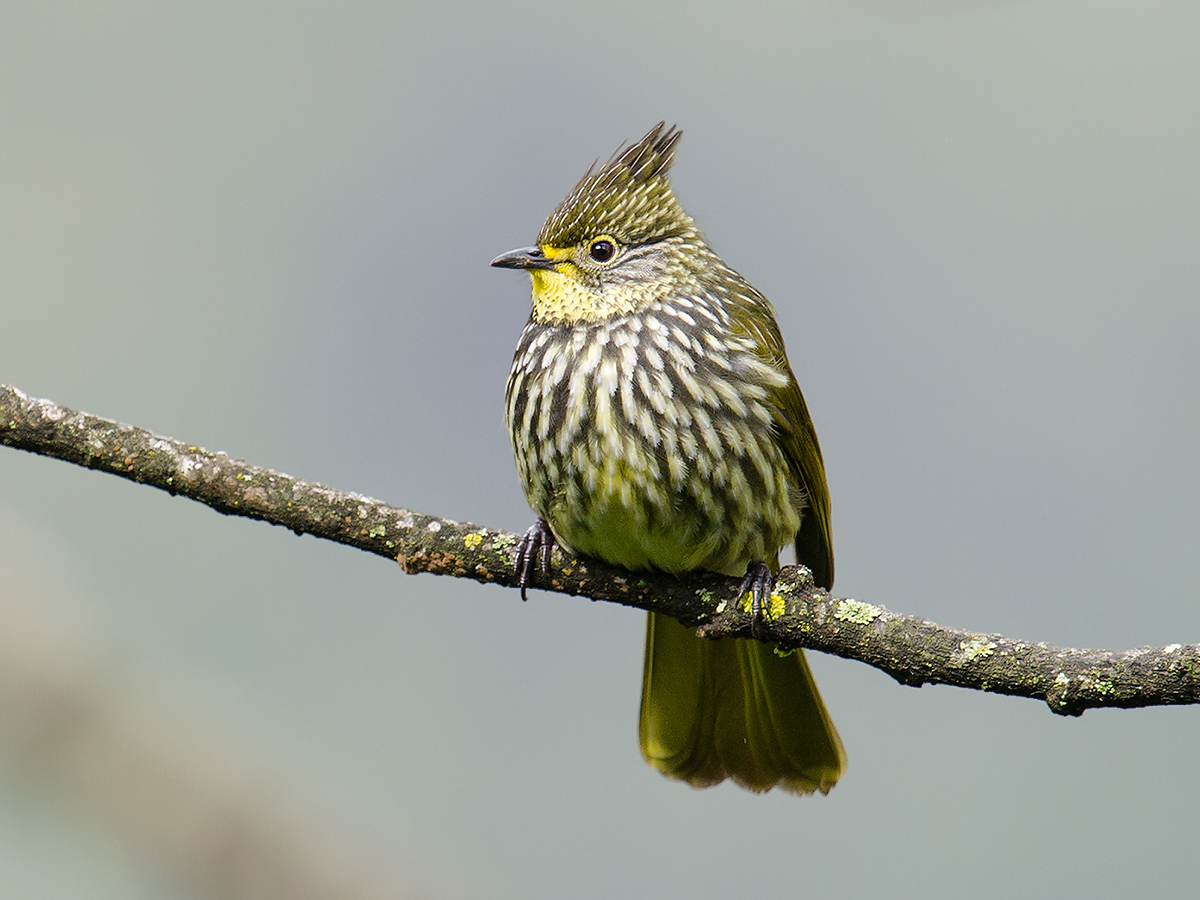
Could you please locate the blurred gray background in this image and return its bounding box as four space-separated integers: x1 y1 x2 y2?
2 1 1198 897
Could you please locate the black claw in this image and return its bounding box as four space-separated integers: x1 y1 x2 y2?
737 560 775 637
515 519 556 601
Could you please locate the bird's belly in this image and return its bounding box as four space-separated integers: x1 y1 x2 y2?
531 425 801 578
550 453 725 574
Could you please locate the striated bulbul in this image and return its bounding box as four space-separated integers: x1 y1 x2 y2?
493 123 844 794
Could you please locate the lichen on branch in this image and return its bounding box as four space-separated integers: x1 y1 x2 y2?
3 383 1197 716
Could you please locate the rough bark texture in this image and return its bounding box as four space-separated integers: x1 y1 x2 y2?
4 383 1197 716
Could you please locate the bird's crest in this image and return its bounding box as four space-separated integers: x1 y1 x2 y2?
538 123 693 248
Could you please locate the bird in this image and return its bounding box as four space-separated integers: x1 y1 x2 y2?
492 123 844 795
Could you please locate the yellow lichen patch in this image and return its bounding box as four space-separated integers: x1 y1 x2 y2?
734 591 787 619
833 599 882 625
950 638 998 667
463 532 484 550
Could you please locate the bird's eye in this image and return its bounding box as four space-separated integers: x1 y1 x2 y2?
588 239 616 263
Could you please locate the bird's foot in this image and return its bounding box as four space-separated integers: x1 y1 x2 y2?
737 560 775 638
515 519 556 601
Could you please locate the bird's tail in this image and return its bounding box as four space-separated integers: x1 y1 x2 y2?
639 612 844 794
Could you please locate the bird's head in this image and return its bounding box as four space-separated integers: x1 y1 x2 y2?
493 123 706 324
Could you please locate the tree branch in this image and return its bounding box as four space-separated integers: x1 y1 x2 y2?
3 383 1197 717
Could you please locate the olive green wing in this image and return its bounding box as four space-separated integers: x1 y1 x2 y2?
729 281 835 590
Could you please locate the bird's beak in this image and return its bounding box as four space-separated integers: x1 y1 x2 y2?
491 246 558 270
